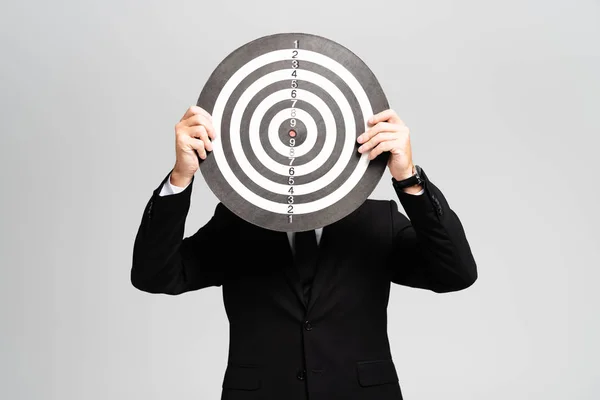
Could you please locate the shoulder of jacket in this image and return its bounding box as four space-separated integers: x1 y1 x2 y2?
363 198 395 209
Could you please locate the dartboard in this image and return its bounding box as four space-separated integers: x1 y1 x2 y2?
197 32 389 232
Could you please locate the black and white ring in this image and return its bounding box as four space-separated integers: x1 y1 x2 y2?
198 33 389 232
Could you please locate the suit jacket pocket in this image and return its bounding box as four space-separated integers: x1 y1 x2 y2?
222 364 261 391
356 359 399 387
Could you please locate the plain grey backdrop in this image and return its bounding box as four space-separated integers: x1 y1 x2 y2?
1 0 598 399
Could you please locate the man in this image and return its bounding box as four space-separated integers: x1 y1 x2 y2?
131 106 477 400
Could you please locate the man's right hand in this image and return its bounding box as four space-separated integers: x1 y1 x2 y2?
171 106 216 187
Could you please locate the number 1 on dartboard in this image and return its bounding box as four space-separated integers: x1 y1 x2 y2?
288 41 300 224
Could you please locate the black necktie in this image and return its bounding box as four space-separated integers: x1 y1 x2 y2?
293 230 319 303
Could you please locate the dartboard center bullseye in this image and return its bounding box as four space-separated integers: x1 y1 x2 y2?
278 118 307 147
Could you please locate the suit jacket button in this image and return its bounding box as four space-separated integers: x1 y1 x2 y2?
431 196 443 216
304 321 313 331
436 204 443 216
297 369 306 380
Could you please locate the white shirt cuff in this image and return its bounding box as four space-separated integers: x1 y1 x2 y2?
158 173 190 196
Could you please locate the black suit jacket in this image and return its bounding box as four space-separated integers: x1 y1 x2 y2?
131 166 477 400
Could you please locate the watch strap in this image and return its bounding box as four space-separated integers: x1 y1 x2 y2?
391 165 424 190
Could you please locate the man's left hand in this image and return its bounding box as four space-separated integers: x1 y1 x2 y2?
356 109 415 181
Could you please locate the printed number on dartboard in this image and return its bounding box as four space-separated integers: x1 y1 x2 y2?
288 40 300 223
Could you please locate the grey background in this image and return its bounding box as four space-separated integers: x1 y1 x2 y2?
1 0 598 399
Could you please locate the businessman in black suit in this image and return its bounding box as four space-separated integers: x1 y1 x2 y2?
131 106 477 400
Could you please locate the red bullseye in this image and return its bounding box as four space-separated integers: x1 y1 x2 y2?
288 130 297 138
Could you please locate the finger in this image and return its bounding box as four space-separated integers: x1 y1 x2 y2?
368 140 396 160
188 136 207 160
197 125 212 152
182 125 213 151
181 113 215 140
358 131 396 153
195 106 212 120
184 125 202 138
357 122 397 144
180 105 207 122
181 113 208 127
368 109 403 126
204 120 216 140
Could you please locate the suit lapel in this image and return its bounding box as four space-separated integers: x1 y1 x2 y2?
306 207 363 314
243 226 306 317
280 227 336 313
283 227 335 313
254 203 363 316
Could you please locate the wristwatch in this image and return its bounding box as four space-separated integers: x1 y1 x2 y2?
391 165 424 190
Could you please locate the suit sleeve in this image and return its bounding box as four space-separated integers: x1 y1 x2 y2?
388 167 478 293
130 170 234 295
